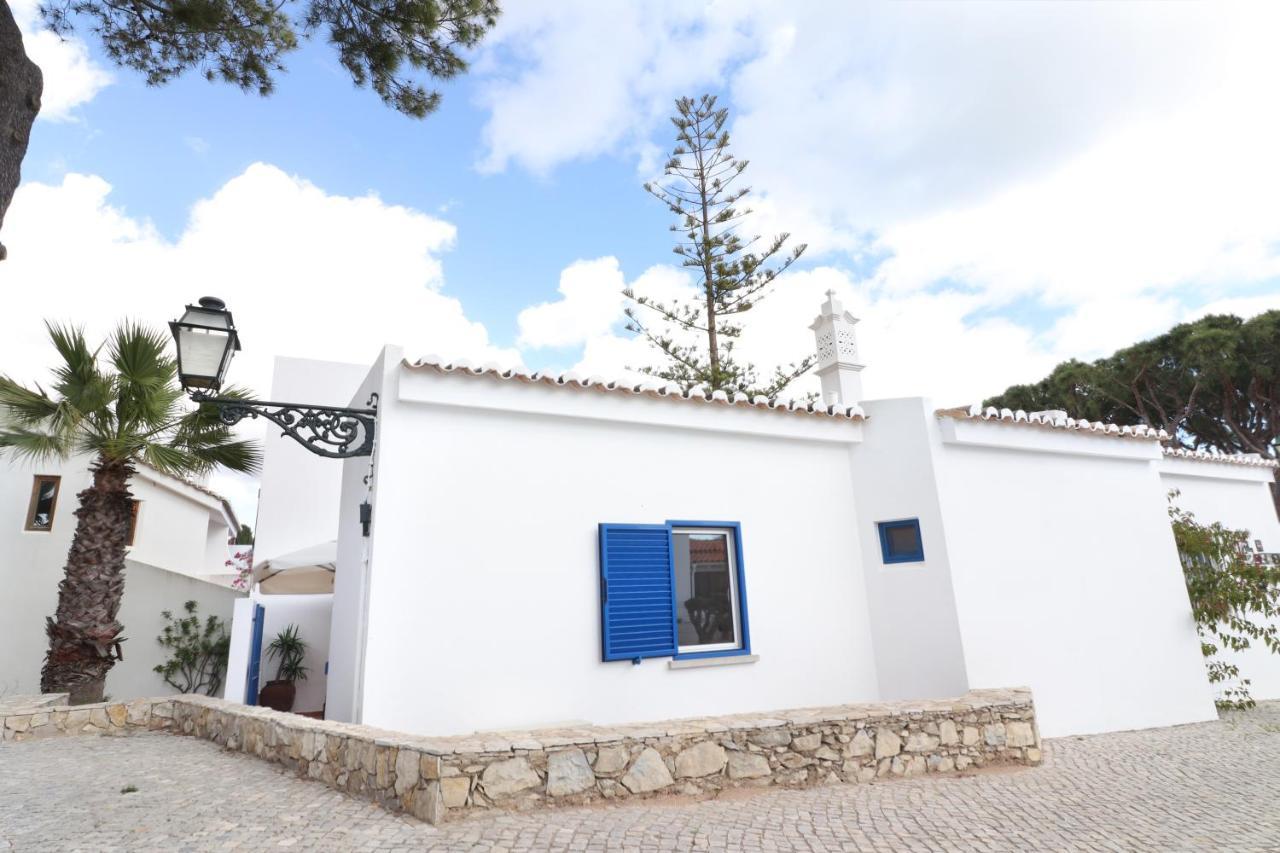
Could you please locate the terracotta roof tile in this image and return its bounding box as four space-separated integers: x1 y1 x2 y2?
403 357 866 421
934 404 1168 441
1161 447 1279 469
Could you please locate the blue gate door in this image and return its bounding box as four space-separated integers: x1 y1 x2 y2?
246 603 266 705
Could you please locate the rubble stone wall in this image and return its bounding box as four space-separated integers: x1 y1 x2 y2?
1 688 1040 825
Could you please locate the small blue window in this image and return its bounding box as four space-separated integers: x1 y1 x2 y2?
878 519 924 564
599 521 751 663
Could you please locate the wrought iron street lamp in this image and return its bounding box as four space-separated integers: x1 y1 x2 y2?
170 297 377 459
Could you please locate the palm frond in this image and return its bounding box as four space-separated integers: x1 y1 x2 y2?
0 426 76 462
111 322 179 431
0 377 59 426
44 323 116 429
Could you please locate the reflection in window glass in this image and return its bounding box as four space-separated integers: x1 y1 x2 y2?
26 477 60 531
673 529 741 652
887 524 920 556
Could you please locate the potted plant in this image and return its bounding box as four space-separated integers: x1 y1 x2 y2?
258 624 308 712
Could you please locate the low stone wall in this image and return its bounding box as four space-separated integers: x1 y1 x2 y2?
1 696 175 740
1 688 1040 824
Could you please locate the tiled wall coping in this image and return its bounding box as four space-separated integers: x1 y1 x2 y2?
2 688 1041 825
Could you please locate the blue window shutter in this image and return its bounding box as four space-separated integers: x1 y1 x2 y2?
599 523 676 662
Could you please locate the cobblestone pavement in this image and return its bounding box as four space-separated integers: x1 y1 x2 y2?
3 703 1280 852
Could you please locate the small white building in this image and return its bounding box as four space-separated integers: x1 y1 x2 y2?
0 456 244 700
233 295 1280 740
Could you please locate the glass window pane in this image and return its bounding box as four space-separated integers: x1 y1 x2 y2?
887 524 920 556
28 478 58 530
673 530 739 650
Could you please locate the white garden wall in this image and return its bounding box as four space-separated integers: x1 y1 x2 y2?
1158 457 1280 701
933 417 1216 737
337 353 880 737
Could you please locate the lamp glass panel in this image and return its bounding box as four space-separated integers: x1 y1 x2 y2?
178 306 231 330
177 327 231 383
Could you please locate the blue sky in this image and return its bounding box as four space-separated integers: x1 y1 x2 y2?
6 1 1280 516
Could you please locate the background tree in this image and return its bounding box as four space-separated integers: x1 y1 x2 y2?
1169 494 1280 710
0 323 260 703
625 94 811 398
987 312 1280 507
0 0 500 259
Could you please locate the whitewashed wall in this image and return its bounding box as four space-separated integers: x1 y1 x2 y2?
110 562 241 699
255 356 370 563
328 353 388 724
852 398 969 701
336 353 880 736
0 454 240 700
250 593 333 713
933 418 1217 738
1158 457 1280 702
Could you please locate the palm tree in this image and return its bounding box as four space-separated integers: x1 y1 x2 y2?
0 322 260 704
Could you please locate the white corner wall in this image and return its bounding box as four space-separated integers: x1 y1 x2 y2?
1158 459 1280 701
353 366 880 737
935 420 1216 737
852 398 969 701
255 356 372 563
224 597 257 703
327 351 391 724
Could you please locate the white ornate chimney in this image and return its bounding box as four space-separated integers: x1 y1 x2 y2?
809 290 865 407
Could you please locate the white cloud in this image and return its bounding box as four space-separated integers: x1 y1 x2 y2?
552 262 1058 404
1 162 518 404
516 257 628 348
10 0 111 120
487 1 1280 404
473 0 762 175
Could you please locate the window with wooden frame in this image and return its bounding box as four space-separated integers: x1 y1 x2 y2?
126 500 141 546
24 476 61 532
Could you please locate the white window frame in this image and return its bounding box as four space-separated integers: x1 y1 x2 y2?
673 526 742 655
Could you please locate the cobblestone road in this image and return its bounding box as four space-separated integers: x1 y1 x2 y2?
3 703 1280 852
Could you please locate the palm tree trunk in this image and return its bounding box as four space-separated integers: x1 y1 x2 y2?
40 456 134 704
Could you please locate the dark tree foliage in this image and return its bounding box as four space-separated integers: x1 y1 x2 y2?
0 0 498 256
626 94 811 398
987 312 1280 456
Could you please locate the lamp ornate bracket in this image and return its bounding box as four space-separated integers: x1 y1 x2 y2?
192 392 379 459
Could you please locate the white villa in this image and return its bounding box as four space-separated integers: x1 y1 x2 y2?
0 456 243 700
229 294 1280 741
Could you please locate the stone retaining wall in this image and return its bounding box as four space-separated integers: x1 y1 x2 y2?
1 688 1040 825
1 697 175 739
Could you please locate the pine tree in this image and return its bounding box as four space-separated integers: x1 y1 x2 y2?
626 94 811 398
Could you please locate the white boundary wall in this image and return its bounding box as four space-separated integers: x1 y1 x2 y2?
1158 457 1280 702
932 418 1217 737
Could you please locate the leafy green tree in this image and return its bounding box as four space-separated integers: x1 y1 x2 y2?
0 323 260 703
626 94 811 397
987 312 1280 506
0 0 500 259
154 601 231 696
1169 494 1280 709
